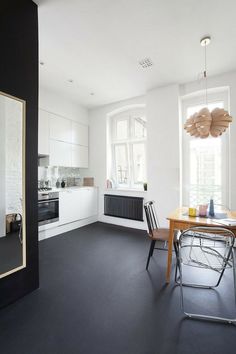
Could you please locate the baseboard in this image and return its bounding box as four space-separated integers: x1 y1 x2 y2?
38 215 98 241
98 214 146 230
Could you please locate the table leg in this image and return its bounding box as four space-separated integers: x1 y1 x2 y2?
166 220 175 283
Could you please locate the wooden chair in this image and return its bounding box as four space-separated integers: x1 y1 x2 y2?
144 201 178 270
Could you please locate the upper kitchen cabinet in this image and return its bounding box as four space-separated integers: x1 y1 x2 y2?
38 109 89 168
71 144 88 168
38 110 50 155
49 139 71 167
71 121 88 146
49 115 71 143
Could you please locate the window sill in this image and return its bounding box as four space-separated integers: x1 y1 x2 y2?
105 188 147 193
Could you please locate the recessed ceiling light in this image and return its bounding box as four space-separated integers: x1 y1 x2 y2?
68 79 73 83
138 57 153 68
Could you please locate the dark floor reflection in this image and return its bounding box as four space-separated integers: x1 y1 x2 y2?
0 231 22 274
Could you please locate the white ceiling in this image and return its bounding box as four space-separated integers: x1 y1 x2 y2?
36 0 236 108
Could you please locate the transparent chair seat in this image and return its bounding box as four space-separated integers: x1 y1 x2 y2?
180 232 233 271
176 226 236 324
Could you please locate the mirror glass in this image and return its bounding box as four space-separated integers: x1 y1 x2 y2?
0 91 26 278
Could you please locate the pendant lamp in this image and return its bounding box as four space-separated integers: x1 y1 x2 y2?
184 36 233 138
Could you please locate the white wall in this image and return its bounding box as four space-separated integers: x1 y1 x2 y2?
146 84 180 227
180 71 236 209
5 98 23 215
0 96 6 237
88 70 236 229
87 96 147 229
39 87 88 124
0 95 23 237
88 88 180 229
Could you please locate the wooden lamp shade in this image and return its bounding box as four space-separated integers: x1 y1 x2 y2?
184 107 232 138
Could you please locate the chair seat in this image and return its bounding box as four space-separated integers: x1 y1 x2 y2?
150 228 170 241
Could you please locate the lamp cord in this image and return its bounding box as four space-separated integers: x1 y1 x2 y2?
204 40 208 106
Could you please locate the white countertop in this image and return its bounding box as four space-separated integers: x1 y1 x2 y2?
38 186 97 194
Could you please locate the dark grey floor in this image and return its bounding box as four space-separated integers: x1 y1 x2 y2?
0 222 235 354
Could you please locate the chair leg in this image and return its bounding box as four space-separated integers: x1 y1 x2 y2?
174 241 180 283
146 240 156 270
150 240 156 257
173 240 179 257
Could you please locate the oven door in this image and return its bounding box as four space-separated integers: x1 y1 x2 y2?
38 198 59 226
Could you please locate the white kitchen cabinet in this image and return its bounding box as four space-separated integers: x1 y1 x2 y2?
49 115 71 143
38 110 50 155
71 121 88 146
38 109 89 168
78 188 97 219
59 188 98 225
49 140 71 167
71 144 88 168
59 190 80 224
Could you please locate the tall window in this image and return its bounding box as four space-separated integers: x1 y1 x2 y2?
108 108 147 189
182 91 229 206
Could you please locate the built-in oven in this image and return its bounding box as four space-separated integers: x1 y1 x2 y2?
38 191 59 226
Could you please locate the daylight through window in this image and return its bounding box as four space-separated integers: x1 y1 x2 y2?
182 93 229 207
108 108 147 189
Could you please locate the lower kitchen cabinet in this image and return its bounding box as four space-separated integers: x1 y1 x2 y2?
59 188 98 225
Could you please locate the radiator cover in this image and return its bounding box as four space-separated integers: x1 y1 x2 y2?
104 194 144 221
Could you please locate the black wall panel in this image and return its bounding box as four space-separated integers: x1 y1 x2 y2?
0 0 39 308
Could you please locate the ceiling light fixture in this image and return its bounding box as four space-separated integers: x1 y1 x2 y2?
184 36 233 138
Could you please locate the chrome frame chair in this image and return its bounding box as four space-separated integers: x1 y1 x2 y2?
175 226 236 324
144 201 178 270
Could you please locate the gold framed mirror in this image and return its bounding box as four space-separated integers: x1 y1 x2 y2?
0 91 26 278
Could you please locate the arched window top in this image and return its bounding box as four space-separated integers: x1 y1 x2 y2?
107 103 146 119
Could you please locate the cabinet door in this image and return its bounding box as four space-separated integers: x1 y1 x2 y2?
49 140 71 167
71 144 88 168
59 190 81 224
49 115 71 143
59 189 98 225
79 188 98 219
71 122 88 146
38 110 50 155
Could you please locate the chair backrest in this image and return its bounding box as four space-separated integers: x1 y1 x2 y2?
178 226 235 271
214 204 230 211
144 201 159 237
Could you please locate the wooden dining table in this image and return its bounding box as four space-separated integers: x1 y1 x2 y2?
166 207 236 283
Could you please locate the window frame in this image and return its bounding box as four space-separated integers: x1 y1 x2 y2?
109 108 147 190
130 141 147 187
112 142 129 187
181 89 230 207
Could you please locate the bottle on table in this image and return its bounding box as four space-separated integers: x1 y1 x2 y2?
209 198 215 217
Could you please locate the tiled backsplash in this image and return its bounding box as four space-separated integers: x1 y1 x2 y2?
38 166 81 188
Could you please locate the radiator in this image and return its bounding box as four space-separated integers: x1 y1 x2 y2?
104 194 144 221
